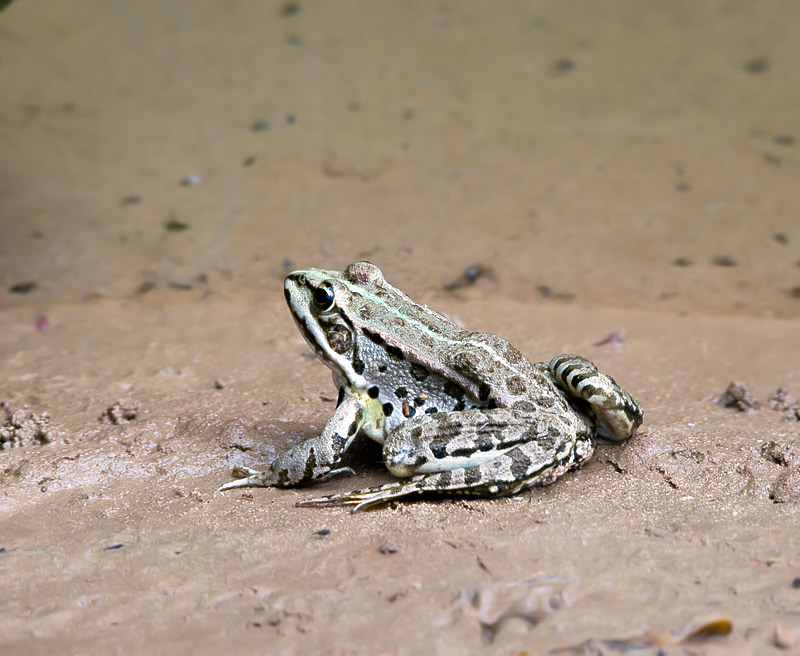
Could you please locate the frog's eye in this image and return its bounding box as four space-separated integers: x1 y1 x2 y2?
312 283 335 312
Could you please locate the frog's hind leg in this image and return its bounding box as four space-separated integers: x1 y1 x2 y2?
549 354 643 442
296 431 593 513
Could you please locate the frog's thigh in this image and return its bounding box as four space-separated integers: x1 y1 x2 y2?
298 420 594 510
309 427 591 511
382 408 579 477
441 431 593 497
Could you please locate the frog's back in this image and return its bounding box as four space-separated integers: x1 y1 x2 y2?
443 331 567 412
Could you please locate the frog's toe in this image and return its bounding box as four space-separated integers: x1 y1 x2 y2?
218 477 253 492
320 466 356 481
232 465 262 478
296 480 423 513
294 492 360 509
218 468 271 491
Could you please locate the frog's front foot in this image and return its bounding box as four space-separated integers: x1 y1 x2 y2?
218 465 356 493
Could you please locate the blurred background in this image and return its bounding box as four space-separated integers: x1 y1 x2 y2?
1 0 799 316
2 6 800 653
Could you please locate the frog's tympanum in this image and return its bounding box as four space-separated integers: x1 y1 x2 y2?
219 262 643 512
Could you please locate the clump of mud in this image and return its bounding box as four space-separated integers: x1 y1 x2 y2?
769 387 800 422
714 381 760 412
0 400 61 449
714 383 800 421
99 401 140 425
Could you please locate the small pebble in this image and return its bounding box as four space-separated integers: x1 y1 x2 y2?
286 114 296 125
9 281 37 294
214 379 227 390
121 194 141 206
444 264 493 291
553 58 575 75
675 182 690 192
791 577 800 589
743 56 769 74
280 1 300 17
165 218 189 232
315 528 331 538
712 254 738 267
242 155 256 167
673 257 693 267
773 135 795 146
36 315 49 332
136 281 156 295
251 120 269 132
773 233 789 245
101 544 124 552
464 264 489 282
180 174 202 186
379 541 398 554
790 287 800 300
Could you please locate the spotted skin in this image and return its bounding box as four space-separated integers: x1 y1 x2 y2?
218 262 644 511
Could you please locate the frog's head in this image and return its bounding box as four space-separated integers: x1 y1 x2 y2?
284 262 385 385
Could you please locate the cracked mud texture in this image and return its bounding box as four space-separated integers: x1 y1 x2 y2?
2 1 800 655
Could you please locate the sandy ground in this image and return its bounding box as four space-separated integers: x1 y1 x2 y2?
2 1 800 654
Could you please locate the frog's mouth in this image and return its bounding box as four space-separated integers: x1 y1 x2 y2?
284 271 365 388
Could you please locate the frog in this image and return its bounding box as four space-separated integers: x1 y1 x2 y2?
219 261 643 512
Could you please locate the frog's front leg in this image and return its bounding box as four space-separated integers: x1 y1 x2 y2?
218 392 364 491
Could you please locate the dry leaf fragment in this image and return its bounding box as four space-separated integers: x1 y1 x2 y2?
774 623 798 649
463 579 568 644
552 616 732 653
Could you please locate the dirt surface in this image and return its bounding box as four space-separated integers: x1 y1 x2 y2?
2 2 800 654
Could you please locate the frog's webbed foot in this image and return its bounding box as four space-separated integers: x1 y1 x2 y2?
296 477 427 513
